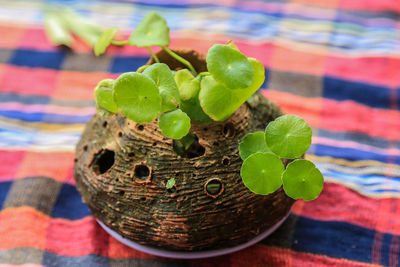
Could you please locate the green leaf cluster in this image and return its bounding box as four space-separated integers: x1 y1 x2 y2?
90 12 266 148
239 115 324 201
95 64 192 140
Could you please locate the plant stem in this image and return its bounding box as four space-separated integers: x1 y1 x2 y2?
146 46 160 63
162 47 197 76
196 72 210 78
111 40 128 46
137 65 149 73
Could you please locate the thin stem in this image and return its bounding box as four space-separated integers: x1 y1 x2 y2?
146 46 160 63
162 47 197 76
111 40 129 46
137 65 149 73
196 72 210 78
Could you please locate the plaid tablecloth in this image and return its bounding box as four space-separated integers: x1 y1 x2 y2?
0 0 400 266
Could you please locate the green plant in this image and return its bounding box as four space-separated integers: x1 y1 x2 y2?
90 12 324 201
166 178 175 189
93 11 264 141
239 115 324 201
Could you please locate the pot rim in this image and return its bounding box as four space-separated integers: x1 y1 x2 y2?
97 208 291 259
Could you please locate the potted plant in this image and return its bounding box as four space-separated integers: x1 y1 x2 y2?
73 12 324 259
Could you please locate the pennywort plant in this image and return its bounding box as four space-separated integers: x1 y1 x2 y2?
90 12 324 201
93 11 264 140
239 115 324 201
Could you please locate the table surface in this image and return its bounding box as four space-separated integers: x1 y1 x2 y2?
0 0 399 266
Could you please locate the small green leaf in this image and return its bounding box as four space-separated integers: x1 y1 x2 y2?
282 159 324 201
239 132 270 160
94 79 118 113
199 57 265 121
265 115 312 159
240 152 284 195
113 72 161 123
166 178 175 189
142 63 180 112
174 69 200 101
129 11 170 47
180 96 213 124
44 11 72 47
206 44 254 90
158 109 191 139
94 28 118 56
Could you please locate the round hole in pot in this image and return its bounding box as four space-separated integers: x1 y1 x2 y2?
205 178 224 198
223 122 235 137
167 187 176 194
137 124 144 131
118 132 123 137
173 134 205 159
102 121 108 128
91 149 115 175
134 164 151 180
222 156 230 166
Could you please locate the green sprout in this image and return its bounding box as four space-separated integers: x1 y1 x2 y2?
238 115 324 201
166 178 176 189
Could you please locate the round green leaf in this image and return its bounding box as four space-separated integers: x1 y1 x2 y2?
239 132 270 160
94 28 118 56
94 79 118 113
142 63 180 112
240 152 284 195
265 115 312 159
282 159 324 201
166 178 175 189
206 44 254 90
113 72 161 123
128 11 170 47
174 69 200 101
158 109 191 139
199 57 265 121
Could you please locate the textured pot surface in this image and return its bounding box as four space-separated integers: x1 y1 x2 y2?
74 50 295 251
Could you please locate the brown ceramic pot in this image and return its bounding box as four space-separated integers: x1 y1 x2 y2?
74 50 294 252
